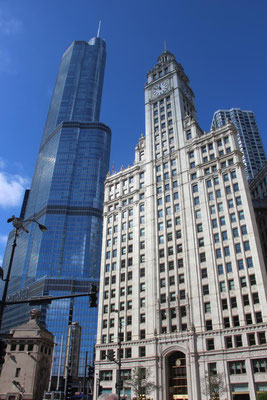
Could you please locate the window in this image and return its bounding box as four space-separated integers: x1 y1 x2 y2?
225 336 233 348
235 335 243 347
216 249 222 259
235 243 241 254
200 253 206 263
216 189 221 198
140 330 146 339
258 332 266 345
253 292 259 304
247 257 253 268
233 315 240 327
244 241 250 251
201 268 208 279
217 264 223 275
243 294 249 306
125 348 132 358
206 320 213 331
224 317 230 328
203 285 209 295
197 223 203 233
246 313 253 325
226 262 232 273
225 186 231 195
195 210 201 219
222 299 228 310
228 279 235 290
140 314 145 323
233 227 239 238
256 312 263 323
214 176 219 185
209 363 217 376
192 184 198 193
229 361 246 375
199 238 204 247
186 129 192 140
212 219 218 229
233 183 239 192
222 231 228 241
207 339 215 350
205 302 211 313
220 281 226 292
224 246 230 257
170 276 175 285
214 233 219 243
249 274 256 286
210 205 216 214
194 197 200 206
228 199 234 208
230 213 236 223
236 196 242 206
241 225 247 235
231 297 237 308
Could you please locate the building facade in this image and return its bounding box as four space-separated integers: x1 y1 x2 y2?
95 51 267 400
1 36 111 381
249 163 267 270
211 108 266 181
0 309 54 400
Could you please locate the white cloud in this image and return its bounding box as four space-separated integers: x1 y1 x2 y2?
0 171 29 208
0 256 3 265
0 11 22 35
0 235 8 245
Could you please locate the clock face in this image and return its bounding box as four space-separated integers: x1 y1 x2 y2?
152 80 169 98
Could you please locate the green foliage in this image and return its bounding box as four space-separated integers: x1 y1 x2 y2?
257 392 267 400
124 366 159 397
201 372 227 400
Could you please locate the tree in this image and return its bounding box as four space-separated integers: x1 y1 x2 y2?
257 392 267 400
201 372 227 400
124 366 159 398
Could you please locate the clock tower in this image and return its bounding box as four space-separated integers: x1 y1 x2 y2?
144 49 197 163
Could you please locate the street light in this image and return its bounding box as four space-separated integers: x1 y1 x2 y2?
115 309 122 400
0 215 47 331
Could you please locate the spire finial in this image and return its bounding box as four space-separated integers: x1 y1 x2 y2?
97 20 101 38
164 40 167 51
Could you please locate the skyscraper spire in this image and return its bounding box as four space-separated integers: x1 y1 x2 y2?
164 40 167 51
97 20 101 38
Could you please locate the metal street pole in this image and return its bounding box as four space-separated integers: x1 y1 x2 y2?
0 228 18 331
115 311 122 400
82 351 88 400
0 216 47 331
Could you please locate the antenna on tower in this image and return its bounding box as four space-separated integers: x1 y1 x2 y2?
97 20 101 38
164 40 167 51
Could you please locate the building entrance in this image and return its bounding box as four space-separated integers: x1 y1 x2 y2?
167 352 188 400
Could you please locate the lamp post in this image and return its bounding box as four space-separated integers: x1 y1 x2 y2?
0 215 47 331
115 310 122 400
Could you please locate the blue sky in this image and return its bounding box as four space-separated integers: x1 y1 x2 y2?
0 0 266 263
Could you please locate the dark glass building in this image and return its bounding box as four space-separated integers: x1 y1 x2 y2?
1 36 111 382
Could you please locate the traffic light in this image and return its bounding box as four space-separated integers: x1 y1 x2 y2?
98 385 103 396
0 339 7 365
89 284 97 307
107 349 116 362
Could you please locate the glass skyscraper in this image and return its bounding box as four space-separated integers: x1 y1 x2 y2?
1 36 111 383
211 108 266 180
